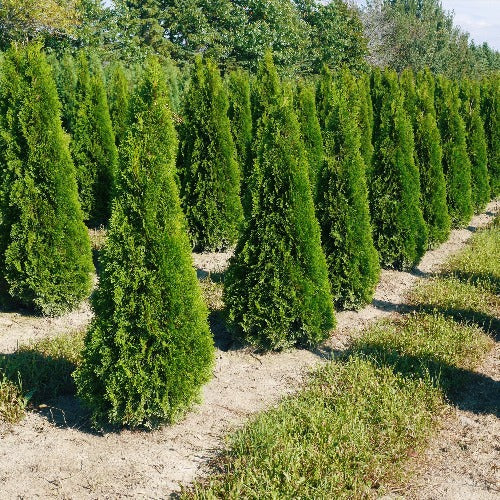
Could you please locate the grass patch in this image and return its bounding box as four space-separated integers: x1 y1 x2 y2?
185 311 491 499
442 222 500 294
352 313 493 393
410 277 499 334
0 374 26 424
0 330 85 420
186 355 443 499
409 216 500 334
199 277 224 311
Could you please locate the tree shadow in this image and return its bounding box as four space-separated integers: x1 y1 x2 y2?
349 346 499 418
0 349 117 435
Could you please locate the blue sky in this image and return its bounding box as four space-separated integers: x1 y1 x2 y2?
102 0 500 50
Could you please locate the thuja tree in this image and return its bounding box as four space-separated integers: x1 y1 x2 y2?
0 44 93 315
178 56 243 251
71 51 118 226
52 52 77 133
74 57 214 429
107 62 130 148
224 55 335 350
459 79 490 212
316 69 380 309
358 72 375 176
227 69 253 218
369 68 427 270
435 76 473 227
414 70 450 246
480 75 500 197
411 69 450 247
296 82 324 194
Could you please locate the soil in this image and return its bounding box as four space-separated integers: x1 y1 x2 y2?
0 200 498 499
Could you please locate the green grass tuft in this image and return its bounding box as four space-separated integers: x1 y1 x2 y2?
0 330 84 411
0 373 27 424
186 355 443 499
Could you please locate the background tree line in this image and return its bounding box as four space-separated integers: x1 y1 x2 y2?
1 0 499 78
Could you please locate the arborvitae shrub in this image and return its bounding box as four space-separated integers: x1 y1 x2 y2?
358 72 375 176
435 76 473 227
0 44 93 315
369 69 427 270
178 56 243 251
52 52 77 133
251 50 282 129
459 79 490 212
227 69 253 218
224 55 335 351
71 52 118 227
74 57 214 429
296 82 324 194
480 75 500 198
316 64 335 130
412 69 451 247
316 69 380 309
107 62 130 148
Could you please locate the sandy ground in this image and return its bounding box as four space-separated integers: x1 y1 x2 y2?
0 200 498 499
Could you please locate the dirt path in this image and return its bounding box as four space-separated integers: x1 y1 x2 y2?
0 200 498 498
403 343 499 500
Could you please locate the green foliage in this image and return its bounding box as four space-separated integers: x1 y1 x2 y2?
411 69 451 247
74 57 214 429
0 44 93 315
178 56 243 251
357 72 375 175
52 52 78 133
316 69 380 309
295 82 323 193
224 55 335 350
362 0 497 79
459 79 490 212
107 61 130 147
480 74 500 197
295 0 368 73
369 69 427 270
186 355 442 498
0 374 26 424
435 76 473 227
227 69 253 219
0 330 84 404
70 51 118 226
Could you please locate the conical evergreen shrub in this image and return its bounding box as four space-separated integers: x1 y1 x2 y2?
71 51 118 227
251 50 282 129
411 69 451 247
358 73 375 176
74 57 214 429
178 56 243 251
227 69 253 218
296 82 324 194
224 55 335 351
435 76 473 227
52 52 77 134
316 69 380 309
369 69 427 270
107 62 130 148
0 44 93 315
459 79 490 212
480 75 499 198
316 64 335 130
